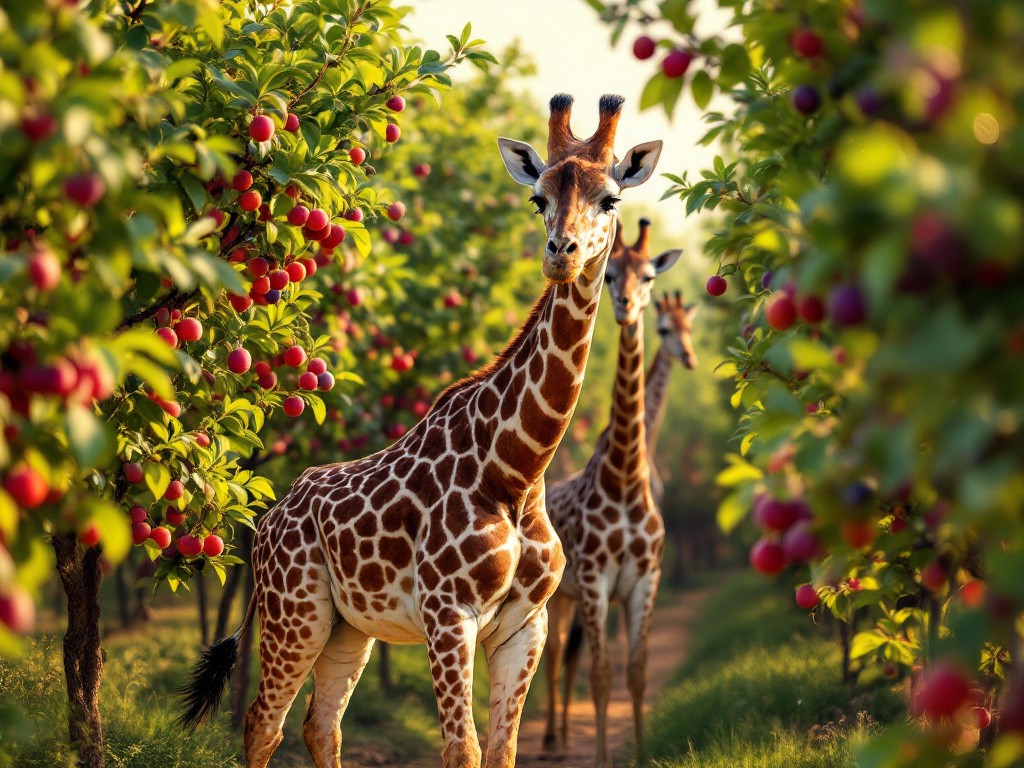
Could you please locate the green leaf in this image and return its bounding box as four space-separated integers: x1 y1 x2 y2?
691 70 713 110
83 498 131 565
65 406 114 467
144 462 171 500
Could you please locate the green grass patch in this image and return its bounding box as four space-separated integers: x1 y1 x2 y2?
0 584 533 766
643 571 905 768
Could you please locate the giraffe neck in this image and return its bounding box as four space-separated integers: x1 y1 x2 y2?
598 318 648 484
476 262 608 502
644 346 673 457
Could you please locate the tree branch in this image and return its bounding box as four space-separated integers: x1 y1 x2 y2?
118 289 198 330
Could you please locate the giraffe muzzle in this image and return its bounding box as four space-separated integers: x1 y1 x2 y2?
543 253 581 283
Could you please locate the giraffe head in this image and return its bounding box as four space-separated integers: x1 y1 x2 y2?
497 94 663 284
655 291 699 369
604 217 681 326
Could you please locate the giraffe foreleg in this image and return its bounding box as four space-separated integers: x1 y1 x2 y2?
302 621 375 768
622 569 660 764
483 608 548 768
541 591 576 752
425 610 481 768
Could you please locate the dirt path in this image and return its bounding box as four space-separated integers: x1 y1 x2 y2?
513 587 710 768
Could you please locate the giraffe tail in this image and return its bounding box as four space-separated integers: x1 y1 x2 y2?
175 590 257 733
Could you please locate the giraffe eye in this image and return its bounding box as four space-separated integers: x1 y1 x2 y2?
642 274 655 283
600 196 621 213
605 272 615 283
529 195 547 215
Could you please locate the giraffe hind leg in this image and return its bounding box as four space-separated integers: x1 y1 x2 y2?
243 567 336 768
541 591 576 752
302 621 375 768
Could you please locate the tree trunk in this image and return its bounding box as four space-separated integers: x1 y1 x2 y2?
214 561 242 640
378 642 393 691
52 532 105 768
196 573 209 646
114 561 131 628
839 615 854 684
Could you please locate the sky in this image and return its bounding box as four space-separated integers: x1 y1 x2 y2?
404 0 731 240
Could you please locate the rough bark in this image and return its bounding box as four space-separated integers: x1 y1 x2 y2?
114 561 131 628
52 532 105 768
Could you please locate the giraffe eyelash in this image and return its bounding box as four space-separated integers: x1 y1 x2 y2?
600 196 621 213
529 195 547 215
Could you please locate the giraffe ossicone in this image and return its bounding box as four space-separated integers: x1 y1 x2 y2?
541 216 684 767
176 94 664 768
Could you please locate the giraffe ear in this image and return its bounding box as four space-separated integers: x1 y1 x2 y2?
652 249 682 274
497 138 546 186
685 303 699 322
613 140 663 189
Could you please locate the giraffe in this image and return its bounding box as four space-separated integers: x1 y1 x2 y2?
552 289 701 745
176 93 665 768
540 217 681 767
645 290 699 508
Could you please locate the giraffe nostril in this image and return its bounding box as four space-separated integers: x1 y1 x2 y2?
546 239 557 254
566 241 578 254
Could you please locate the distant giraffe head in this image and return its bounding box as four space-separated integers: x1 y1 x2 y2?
604 217 681 326
498 94 663 283
655 291 699 369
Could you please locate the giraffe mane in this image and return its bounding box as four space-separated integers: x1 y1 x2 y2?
431 282 556 409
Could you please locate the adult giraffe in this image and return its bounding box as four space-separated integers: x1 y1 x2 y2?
645 290 699 507
541 218 681 767
176 93 664 768
549 288 701 754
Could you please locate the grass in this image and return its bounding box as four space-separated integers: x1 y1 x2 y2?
0 576 539 767
641 571 905 768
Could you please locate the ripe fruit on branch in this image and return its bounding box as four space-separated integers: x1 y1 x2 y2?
348 147 366 165
797 295 825 323
175 317 202 342
123 462 144 484
345 288 363 306
79 523 101 547
306 209 329 232
149 526 171 549
63 172 105 207
387 201 406 221
20 111 56 142
239 190 262 212
227 347 252 374
287 205 310 226
921 559 948 592
386 95 406 112
232 170 253 191
317 372 335 391
789 28 824 58
750 538 786 575
284 113 300 132
4 466 48 509
782 520 821 563
766 295 796 330
247 257 269 277
131 522 152 545
286 262 306 283
165 508 186 526
413 163 431 177
307 357 327 376
164 479 184 501
321 224 346 249
177 534 203 557
345 208 363 222
203 535 224 557
28 247 61 291
298 371 318 390
662 49 694 78
633 35 656 60
912 662 973 719
249 115 275 142
129 506 148 524
385 123 401 143
283 345 307 367
759 498 797 532
792 85 821 114
282 395 305 417
795 584 819 609
269 269 289 290
706 275 727 296
828 283 867 326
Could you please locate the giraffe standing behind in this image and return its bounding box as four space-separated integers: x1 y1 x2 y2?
645 291 699 507
541 218 681 767
176 93 665 768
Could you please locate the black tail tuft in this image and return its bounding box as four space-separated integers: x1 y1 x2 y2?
176 635 239 734
564 619 584 664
